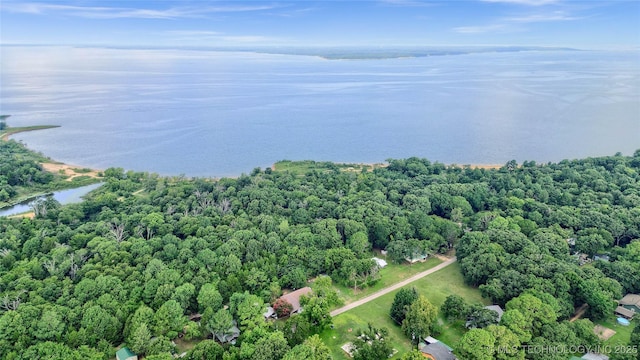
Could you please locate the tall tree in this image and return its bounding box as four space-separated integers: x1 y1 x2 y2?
129 322 152 356
441 294 468 320
401 295 437 347
153 300 185 338
202 308 233 341
253 331 291 360
197 283 223 313
390 287 419 325
283 335 332 360
456 328 495 360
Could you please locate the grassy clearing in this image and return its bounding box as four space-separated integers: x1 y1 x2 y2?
595 315 637 348
333 257 442 306
174 338 198 354
321 263 486 359
273 160 386 176
321 289 414 359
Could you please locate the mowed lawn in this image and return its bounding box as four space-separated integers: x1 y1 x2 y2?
595 315 638 349
321 262 487 359
332 257 443 306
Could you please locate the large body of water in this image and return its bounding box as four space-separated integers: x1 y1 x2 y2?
1 46 639 177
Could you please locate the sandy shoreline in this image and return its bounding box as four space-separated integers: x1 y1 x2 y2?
2 127 103 181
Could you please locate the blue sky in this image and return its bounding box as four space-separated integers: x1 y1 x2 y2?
1 0 638 49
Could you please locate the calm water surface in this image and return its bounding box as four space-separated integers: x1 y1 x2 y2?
0 182 103 217
1 46 639 177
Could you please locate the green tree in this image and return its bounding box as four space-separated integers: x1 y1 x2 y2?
129 322 152 355
172 283 196 313
400 350 426 360
125 305 154 343
236 293 266 331
147 335 174 356
197 283 223 313
144 354 174 360
310 276 341 307
202 308 233 341
441 294 468 320
401 295 437 347
457 328 495 360
253 331 291 360
282 334 332 360
81 305 121 345
346 231 370 255
0 310 28 353
33 309 65 341
280 313 313 346
153 300 185 338
486 325 524 360
300 293 332 332
466 303 499 329
505 293 557 338
500 309 532 343
390 287 419 325
185 340 223 360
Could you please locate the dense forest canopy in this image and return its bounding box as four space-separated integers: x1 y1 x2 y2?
0 141 639 359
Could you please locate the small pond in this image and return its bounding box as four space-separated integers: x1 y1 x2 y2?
0 182 103 217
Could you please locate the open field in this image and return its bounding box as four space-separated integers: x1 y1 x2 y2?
595 315 637 349
321 262 486 359
272 160 387 175
333 257 443 306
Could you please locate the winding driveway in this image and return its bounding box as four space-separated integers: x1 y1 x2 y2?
330 257 457 317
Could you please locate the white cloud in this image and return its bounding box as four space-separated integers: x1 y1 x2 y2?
454 5 580 34
0 2 280 19
507 12 579 22
161 30 287 45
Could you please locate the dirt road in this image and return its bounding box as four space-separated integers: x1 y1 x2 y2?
330 257 457 317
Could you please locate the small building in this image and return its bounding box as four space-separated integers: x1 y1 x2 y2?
263 306 276 319
278 287 313 315
421 341 457 360
573 253 589 266
424 336 439 344
619 294 640 313
485 305 504 323
215 321 240 344
465 305 504 328
593 254 610 262
116 347 137 360
372 257 387 268
615 305 635 320
405 253 428 264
